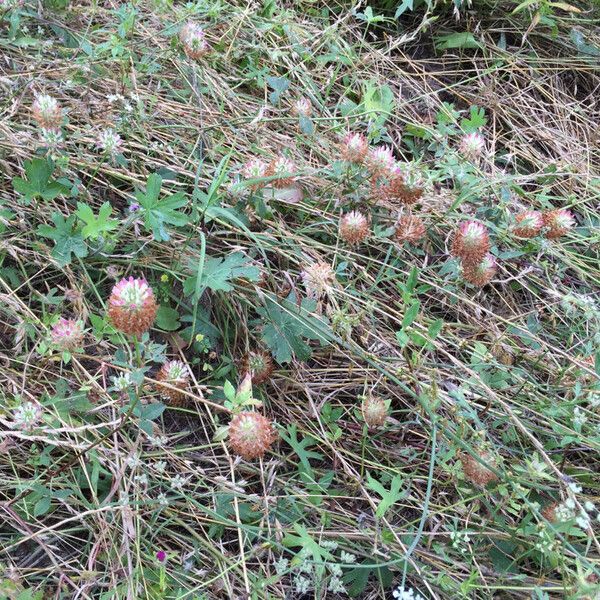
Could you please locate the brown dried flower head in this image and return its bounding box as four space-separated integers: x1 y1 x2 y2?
339 211 370 245
543 209 575 239
156 360 190 406
451 221 490 264
460 451 498 486
241 350 274 385
228 412 277 460
394 214 426 244
462 253 497 287
107 277 158 337
361 396 388 428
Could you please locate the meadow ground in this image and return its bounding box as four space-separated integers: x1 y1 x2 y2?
0 1 599 599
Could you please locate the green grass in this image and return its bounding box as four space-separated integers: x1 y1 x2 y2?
1 1 599 599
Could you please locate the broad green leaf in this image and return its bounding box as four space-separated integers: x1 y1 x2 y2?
13 158 69 202
76 201 118 240
435 32 482 51
183 252 260 298
257 293 332 363
37 213 88 266
135 174 189 241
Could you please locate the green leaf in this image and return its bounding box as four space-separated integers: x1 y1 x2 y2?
257 293 332 363
76 201 118 240
362 81 395 123
266 76 289 104
299 115 314 135
460 105 487 132
135 174 188 241
13 159 69 202
435 32 482 51
33 496 51 517
402 300 420 329
183 252 260 298
366 473 407 518
155 306 180 331
37 213 88 266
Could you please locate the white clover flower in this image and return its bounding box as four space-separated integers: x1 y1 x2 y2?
12 401 42 431
170 474 190 490
328 576 346 594
274 557 289 575
294 575 310 594
97 128 123 156
112 372 132 391
392 585 426 600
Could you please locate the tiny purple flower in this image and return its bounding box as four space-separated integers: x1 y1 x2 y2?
129 202 140 213
156 550 167 563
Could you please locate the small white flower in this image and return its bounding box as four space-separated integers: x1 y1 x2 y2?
112 372 132 391
568 482 582 493
134 473 148 486
576 512 591 530
340 551 356 563
328 576 346 594
170 474 190 490
294 575 310 594
97 128 123 156
584 501 596 513
274 557 289 575
12 401 42 431
126 454 141 469
320 540 338 551
154 460 167 473
392 585 426 600
573 406 588 428
329 564 342 578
